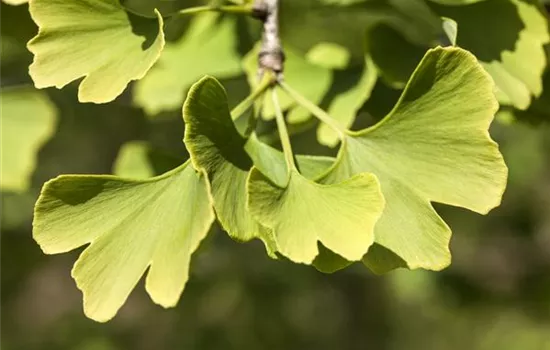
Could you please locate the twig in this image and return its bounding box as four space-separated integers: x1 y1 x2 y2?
253 0 284 79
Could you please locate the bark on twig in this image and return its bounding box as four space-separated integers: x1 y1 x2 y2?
253 0 284 79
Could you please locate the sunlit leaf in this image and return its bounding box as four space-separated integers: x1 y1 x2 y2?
134 13 242 115
248 166 384 264
1 88 57 193
28 0 165 103
33 162 215 322
319 47 507 271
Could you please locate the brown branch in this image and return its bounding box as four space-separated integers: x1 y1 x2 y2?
253 0 284 79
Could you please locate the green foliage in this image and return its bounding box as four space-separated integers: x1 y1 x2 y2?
33 163 214 322
28 0 165 103
4 0 549 324
1 88 57 193
432 0 550 109
320 47 507 272
134 13 242 115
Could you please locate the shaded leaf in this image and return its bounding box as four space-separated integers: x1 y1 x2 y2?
279 0 441 63
432 0 550 109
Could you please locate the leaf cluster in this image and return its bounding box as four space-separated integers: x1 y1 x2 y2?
1 0 549 322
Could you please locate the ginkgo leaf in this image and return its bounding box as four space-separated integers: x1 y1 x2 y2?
432 0 550 109
319 47 507 271
183 76 334 254
33 162 215 322
28 0 165 103
247 168 384 264
1 88 57 193
134 13 242 115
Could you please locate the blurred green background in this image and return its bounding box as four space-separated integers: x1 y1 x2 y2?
2 1 550 349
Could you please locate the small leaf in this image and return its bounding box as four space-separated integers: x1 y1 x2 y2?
33 162 215 322
248 168 384 264
320 47 507 271
1 88 57 193
134 13 242 115
441 17 458 46
28 0 165 103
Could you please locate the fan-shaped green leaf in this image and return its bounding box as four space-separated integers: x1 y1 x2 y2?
247 168 384 264
33 162 215 322
1 88 57 193
319 47 507 271
183 76 335 254
134 13 242 115
28 0 165 103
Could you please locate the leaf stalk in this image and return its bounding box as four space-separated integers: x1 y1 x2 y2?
177 5 255 17
231 74 274 121
278 81 346 138
271 88 297 171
